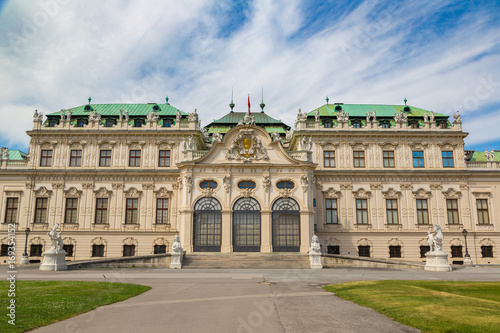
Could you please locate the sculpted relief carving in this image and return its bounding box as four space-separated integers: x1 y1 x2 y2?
225 129 269 162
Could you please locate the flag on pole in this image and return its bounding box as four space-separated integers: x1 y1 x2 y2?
248 94 251 114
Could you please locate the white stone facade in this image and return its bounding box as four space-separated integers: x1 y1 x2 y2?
0 106 498 266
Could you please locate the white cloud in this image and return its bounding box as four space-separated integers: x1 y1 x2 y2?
0 0 499 151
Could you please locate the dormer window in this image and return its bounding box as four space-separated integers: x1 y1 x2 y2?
105 119 116 127
438 121 447 129
48 119 58 127
77 119 87 127
323 120 332 128
134 119 143 127
84 105 92 111
352 120 361 128
163 119 172 128
409 121 419 129
380 121 390 128
152 105 159 111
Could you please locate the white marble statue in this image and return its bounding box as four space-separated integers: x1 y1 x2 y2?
271 131 280 142
453 110 461 123
172 234 183 253
427 224 443 252
309 235 321 253
33 109 44 122
429 111 435 122
188 135 194 150
212 131 222 143
423 111 428 122
176 110 181 123
47 223 63 251
315 109 320 122
308 137 313 151
285 129 293 141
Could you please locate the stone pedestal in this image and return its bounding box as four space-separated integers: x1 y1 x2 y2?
20 254 30 265
309 252 323 269
424 251 451 272
464 255 473 266
170 252 183 269
39 250 67 271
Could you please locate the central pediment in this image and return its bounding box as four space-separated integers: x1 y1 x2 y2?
184 125 310 166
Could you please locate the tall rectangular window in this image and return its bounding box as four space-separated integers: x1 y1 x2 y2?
476 199 490 224
353 151 365 168
383 151 395 168
389 245 402 258
129 150 141 167
416 199 429 224
92 244 104 257
64 198 78 224
442 151 454 168
69 150 82 167
99 150 112 167
446 199 459 224
123 245 135 257
413 151 424 167
356 199 368 224
451 246 463 258
158 150 171 167
323 151 335 168
481 246 493 258
40 150 52 167
34 198 48 223
30 244 43 256
95 198 108 224
125 198 138 224
63 244 74 257
0 244 8 256
154 245 167 254
420 245 431 258
325 199 338 224
156 198 169 224
386 199 398 224
4 198 18 223
358 245 370 257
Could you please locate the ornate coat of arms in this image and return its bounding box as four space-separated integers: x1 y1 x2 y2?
225 129 269 162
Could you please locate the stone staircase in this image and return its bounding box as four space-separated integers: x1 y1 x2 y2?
182 253 310 269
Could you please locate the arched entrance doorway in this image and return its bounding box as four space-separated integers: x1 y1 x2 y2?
272 198 300 252
193 197 222 252
233 197 261 252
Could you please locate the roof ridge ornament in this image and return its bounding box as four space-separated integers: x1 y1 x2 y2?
326 96 329 105
88 96 92 105
165 96 169 105
229 88 235 112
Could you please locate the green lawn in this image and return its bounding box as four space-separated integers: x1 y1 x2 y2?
0 280 151 333
323 280 500 333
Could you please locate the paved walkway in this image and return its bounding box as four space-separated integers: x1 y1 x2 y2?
8 266 500 333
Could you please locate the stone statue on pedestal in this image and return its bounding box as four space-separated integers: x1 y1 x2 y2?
170 234 183 269
424 224 451 272
40 223 67 271
309 235 322 269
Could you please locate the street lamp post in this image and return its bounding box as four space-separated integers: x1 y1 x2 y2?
462 229 473 266
20 227 30 265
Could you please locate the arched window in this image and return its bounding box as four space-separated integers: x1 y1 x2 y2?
238 181 256 189
233 198 261 252
193 197 222 252
200 180 217 189
163 119 172 127
272 198 300 252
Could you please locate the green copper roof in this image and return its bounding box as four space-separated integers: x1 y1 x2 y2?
264 126 287 134
470 151 500 162
207 112 286 125
47 103 188 117
307 104 448 118
207 126 232 134
6 149 27 160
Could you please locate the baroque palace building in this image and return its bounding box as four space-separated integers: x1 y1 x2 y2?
1 97 499 265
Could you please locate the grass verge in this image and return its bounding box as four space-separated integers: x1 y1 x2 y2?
0 280 151 333
323 280 500 333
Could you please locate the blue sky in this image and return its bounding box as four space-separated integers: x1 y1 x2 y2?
0 0 500 152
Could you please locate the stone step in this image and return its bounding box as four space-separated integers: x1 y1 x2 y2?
182 253 310 269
